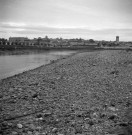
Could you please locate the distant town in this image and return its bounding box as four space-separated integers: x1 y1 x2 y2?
0 36 132 50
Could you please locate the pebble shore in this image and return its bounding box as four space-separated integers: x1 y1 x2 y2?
0 50 132 135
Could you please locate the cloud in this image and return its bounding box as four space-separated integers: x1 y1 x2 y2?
0 21 132 41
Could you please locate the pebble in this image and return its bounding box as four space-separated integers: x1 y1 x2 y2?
36 126 42 131
36 117 43 121
108 107 117 111
27 131 33 135
52 128 58 133
32 93 38 98
36 113 43 118
12 131 18 135
17 123 23 129
92 112 98 118
108 114 117 120
34 131 40 135
84 123 89 130
43 112 52 117
125 107 132 122
8 122 13 127
29 124 36 130
0 94 3 98
87 120 94 126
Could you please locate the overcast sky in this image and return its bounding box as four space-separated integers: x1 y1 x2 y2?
0 0 132 41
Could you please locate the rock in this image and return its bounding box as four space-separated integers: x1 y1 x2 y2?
29 124 36 130
126 101 131 107
110 70 119 75
36 113 43 118
68 127 76 134
0 94 3 98
43 111 52 117
12 131 18 135
108 107 117 112
34 131 40 135
27 131 33 135
17 123 23 129
87 120 94 126
100 112 107 118
125 107 132 122
1 121 8 128
75 125 83 134
92 112 98 118
52 128 58 133
36 126 42 131
32 93 38 98
7 122 13 127
71 120 76 127
36 113 43 120
108 114 117 120
36 117 43 121
92 64 96 66
84 123 89 130
75 110 85 117
41 132 47 135
119 122 128 127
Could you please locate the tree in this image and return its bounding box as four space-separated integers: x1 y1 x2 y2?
89 39 95 43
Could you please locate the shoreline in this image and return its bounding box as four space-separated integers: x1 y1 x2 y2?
0 50 80 81
1 49 132 134
0 46 132 55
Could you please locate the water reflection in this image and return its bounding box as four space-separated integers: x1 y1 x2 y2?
0 50 75 80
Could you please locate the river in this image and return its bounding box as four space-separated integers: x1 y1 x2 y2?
0 50 76 80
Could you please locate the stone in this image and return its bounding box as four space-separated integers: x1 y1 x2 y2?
52 128 58 133
27 131 33 135
34 131 40 135
17 123 23 129
84 123 89 130
36 117 43 121
75 125 83 134
12 131 18 135
92 112 98 118
108 114 117 120
0 94 3 98
87 120 94 126
125 107 132 122
36 126 42 131
36 114 43 118
7 122 13 127
108 107 117 112
29 124 36 130
32 93 38 98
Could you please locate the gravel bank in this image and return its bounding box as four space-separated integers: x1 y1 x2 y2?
0 50 132 135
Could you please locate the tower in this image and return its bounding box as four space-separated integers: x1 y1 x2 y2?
116 36 119 42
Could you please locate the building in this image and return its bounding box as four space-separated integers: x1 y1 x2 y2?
9 37 29 45
9 36 50 47
9 37 28 43
116 36 119 42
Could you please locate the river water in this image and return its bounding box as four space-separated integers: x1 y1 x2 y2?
0 50 76 80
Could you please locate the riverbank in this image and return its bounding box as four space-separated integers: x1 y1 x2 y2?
0 46 132 55
0 50 77 80
0 50 132 135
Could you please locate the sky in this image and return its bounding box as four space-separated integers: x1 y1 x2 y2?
0 0 132 41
